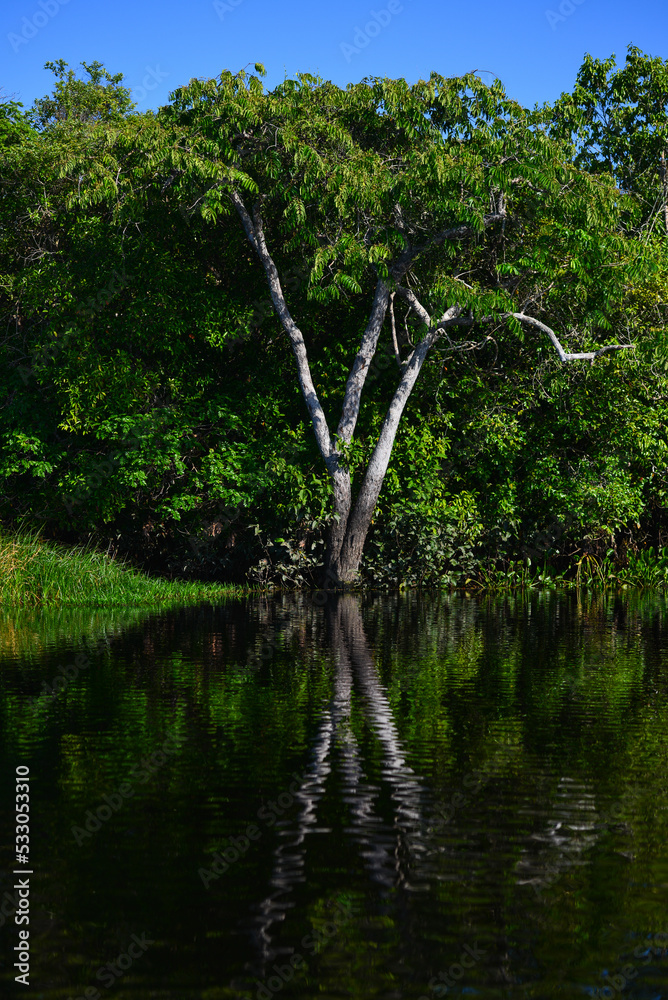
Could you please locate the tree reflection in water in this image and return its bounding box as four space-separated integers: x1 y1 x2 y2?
250 595 429 974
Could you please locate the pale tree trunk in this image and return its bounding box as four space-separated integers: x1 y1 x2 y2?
323 465 352 581
661 150 668 235
231 190 394 587
324 280 392 578
331 305 459 583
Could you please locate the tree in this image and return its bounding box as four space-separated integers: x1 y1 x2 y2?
8 64 645 585
158 68 638 584
57 64 638 585
29 60 135 131
545 45 668 235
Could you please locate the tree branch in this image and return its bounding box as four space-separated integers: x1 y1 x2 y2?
393 285 432 326
335 278 391 445
394 290 633 363
503 313 634 362
389 210 506 281
229 189 336 464
389 292 402 368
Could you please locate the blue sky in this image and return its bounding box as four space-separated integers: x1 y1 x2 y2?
2 0 666 113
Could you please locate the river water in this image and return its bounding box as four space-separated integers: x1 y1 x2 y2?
1 592 667 999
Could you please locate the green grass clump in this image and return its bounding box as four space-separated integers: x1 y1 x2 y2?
0 531 244 607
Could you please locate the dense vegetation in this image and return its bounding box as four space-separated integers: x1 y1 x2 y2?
1 48 667 589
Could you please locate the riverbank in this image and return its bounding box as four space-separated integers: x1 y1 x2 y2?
0 532 243 607
2 532 668 606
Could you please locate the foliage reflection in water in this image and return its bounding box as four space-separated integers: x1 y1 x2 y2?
1 592 668 999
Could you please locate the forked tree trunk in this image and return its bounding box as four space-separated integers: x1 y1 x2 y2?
231 192 628 589
324 321 444 584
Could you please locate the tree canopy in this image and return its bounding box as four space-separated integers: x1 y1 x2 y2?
0 53 666 586
546 45 668 234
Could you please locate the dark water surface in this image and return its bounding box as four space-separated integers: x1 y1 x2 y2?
1 593 668 1000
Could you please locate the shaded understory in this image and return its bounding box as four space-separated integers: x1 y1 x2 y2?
2 530 668 606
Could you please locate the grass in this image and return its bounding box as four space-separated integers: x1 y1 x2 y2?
0 531 245 607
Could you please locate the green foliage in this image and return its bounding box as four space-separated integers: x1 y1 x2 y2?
621 546 668 587
0 99 33 149
545 44 668 234
571 546 668 590
29 60 136 130
0 53 667 588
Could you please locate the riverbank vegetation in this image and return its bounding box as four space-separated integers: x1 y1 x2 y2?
2 529 668 604
0 531 240 606
1 48 667 590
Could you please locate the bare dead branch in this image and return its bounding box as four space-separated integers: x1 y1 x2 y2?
389 292 402 368
504 313 635 362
